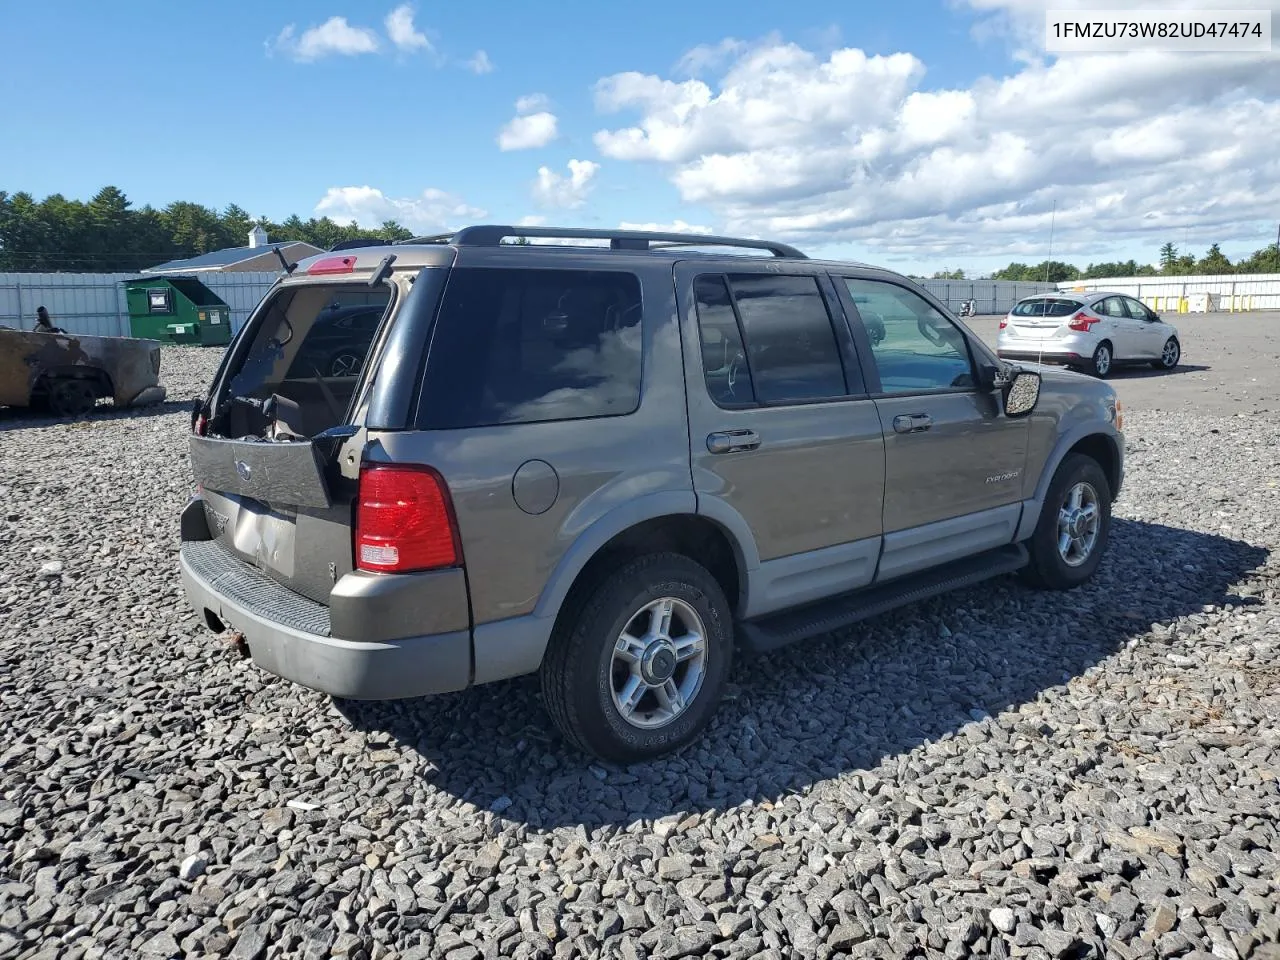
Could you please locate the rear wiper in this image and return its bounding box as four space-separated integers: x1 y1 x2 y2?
272 246 298 275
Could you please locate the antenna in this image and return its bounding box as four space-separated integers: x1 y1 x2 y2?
1042 200 1057 285
1037 199 1058 373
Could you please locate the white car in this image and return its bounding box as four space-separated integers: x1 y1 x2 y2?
996 291 1181 378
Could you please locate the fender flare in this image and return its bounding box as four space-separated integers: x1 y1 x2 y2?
1018 420 1123 540
530 490 763 620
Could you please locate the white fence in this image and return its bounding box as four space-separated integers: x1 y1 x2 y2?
1059 273 1280 312
919 279 1058 315
0 271 281 339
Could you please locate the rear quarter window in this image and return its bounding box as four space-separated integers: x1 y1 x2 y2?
1012 298 1082 318
419 267 643 429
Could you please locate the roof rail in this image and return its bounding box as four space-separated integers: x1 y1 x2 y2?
393 233 453 246
432 225 806 259
330 238 387 252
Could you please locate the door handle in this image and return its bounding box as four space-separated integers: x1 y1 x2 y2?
892 413 933 434
707 429 761 454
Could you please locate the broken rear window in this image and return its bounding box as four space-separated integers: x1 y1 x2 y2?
222 284 392 438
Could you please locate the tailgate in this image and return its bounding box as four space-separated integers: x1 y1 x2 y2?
189 434 359 604
1007 318 1065 339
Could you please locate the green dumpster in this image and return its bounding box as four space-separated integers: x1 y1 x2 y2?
122 275 233 346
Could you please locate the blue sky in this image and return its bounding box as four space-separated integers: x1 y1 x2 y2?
3 0 1278 274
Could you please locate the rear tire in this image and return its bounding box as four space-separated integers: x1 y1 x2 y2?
1020 453 1111 590
1089 341 1113 378
1152 336 1180 370
540 553 732 763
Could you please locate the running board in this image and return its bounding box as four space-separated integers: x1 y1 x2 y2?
737 543 1028 654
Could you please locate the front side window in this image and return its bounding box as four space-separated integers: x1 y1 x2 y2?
1122 297 1152 320
843 278 974 395
693 272 848 406
420 267 643 429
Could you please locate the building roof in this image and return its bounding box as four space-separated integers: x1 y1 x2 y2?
142 240 322 274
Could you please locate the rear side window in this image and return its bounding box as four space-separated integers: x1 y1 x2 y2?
420 268 643 429
1012 298 1082 318
693 273 848 406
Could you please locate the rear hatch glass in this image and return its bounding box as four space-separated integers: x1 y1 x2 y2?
1011 298 1081 319
222 284 392 440
192 281 395 602
1009 298 1082 337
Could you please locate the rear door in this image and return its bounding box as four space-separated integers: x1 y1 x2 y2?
678 262 886 615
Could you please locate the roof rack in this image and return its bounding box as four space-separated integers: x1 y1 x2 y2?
393 225 807 259
330 238 389 252
394 233 453 246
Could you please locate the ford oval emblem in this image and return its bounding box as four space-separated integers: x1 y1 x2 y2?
235 459 252 482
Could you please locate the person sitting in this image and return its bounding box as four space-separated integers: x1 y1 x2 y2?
33 306 65 334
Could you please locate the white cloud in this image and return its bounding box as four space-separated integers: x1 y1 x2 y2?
466 50 494 74
591 29 1280 266
498 95 559 150
674 38 746 76
270 17 380 62
384 4 430 54
314 186 486 234
532 160 600 208
516 94 550 114
619 219 715 235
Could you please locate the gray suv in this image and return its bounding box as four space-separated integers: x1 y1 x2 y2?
180 226 1124 762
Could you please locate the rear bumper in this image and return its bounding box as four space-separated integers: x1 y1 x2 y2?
181 546 472 699
997 331 1097 365
997 350 1079 365
178 497 472 700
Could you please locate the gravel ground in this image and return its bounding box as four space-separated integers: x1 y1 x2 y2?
1 345 1277 960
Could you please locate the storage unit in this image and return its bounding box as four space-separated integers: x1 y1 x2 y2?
122 275 232 345
1187 292 1221 313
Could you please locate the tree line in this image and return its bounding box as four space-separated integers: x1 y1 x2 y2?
928 240 1280 283
0 186 414 273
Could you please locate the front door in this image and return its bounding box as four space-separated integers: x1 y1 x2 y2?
677 262 886 617
1121 296 1164 358
836 276 1028 581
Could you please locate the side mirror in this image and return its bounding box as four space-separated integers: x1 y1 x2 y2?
1003 371 1041 418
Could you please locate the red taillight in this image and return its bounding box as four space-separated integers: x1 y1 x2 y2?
355 464 459 573
1067 311 1098 332
306 255 357 276
999 318 1008 329
193 413 208 436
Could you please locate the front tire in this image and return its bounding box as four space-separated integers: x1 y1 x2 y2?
1153 337 1180 370
1089 341 1113 378
1020 453 1111 590
540 553 733 763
